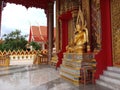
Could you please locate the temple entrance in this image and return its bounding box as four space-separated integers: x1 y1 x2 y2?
111 0 120 67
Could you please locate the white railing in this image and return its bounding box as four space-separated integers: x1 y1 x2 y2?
10 54 36 65
0 50 37 66
0 50 49 66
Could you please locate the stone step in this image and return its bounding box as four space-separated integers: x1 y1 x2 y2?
96 67 120 90
0 65 39 76
0 65 25 71
96 79 118 90
107 66 120 73
103 70 120 79
100 75 120 85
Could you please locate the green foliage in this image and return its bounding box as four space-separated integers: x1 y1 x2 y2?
0 29 28 51
30 41 41 50
0 29 41 51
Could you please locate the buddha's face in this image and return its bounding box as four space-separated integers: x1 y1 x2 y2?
76 24 81 30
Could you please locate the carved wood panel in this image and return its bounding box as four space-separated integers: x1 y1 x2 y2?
90 0 101 51
82 0 90 30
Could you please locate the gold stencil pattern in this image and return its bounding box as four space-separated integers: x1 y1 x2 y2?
111 0 120 66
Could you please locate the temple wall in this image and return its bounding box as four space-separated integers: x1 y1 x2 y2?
56 0 113 80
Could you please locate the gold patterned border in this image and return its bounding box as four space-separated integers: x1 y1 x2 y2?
111 0 120 66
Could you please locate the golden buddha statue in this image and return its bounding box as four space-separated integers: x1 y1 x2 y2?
66 7 89 53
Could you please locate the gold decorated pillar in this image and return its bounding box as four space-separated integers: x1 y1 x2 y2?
81 0 91 50
0 0 5 35
56 0 60 52
81 0 90 31
47 2 54 61
0 0 2 34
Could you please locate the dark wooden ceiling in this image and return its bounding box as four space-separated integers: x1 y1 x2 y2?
4 0 54 9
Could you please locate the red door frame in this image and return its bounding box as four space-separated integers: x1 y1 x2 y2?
95 0 113 79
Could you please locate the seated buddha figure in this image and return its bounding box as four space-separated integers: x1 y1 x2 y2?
74 24 87 46
66 8 89 53
69 23 88 53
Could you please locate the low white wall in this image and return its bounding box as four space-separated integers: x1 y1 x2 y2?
10 55 36 65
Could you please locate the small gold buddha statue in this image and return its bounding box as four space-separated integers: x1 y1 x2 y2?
66 7 89 53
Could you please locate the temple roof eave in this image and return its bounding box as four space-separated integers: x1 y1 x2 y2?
4 0 54 9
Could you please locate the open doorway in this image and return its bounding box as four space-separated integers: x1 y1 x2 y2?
1 3 47 40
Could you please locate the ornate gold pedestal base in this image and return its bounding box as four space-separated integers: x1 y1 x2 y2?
61 75 80 86
60 52 96 86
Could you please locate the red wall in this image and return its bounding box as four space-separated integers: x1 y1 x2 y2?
56 12 72 68
95 0 113 79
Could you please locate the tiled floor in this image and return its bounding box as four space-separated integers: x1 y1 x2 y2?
0 65 111 90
